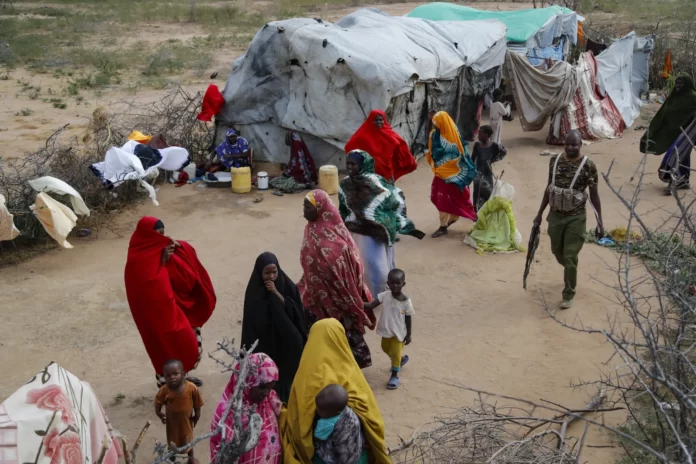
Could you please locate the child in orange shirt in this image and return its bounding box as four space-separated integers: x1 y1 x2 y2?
155 359 204 463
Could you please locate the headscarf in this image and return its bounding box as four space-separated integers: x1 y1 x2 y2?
427 111 477 190
641 74 696 154
215 129 250 168
298 190 373 332
345 110 417 182
339 150 423 246
210 353 282 464
124 217 216 373
280 319 390 464
284 131 318 184
241 252 307 403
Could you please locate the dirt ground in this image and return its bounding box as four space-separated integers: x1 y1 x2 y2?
0 1 676 463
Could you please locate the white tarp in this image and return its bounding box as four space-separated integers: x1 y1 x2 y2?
0 193 20 241
31 192 78 249
91 141 189 206
28 176 90 217
221 8 506 165
596 32 653 128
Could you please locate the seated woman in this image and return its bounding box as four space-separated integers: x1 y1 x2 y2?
124 217 217 388
270 131 318 193
280 319 391 464
213 129 253 170
345 110 417 183
210 353 281 464
241 252 307 403
299 189 374 369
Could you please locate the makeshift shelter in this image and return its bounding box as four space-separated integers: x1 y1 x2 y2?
506 49 624 144
407 3 579 65
595 32 654 127
219 8 507 166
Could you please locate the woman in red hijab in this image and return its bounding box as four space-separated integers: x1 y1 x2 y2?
345 110 418 183
124 217 216 387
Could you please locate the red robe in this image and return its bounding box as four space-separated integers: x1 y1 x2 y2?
345 109 418 182
124 216 216 373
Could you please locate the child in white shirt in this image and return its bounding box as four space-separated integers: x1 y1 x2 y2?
364 268 414 390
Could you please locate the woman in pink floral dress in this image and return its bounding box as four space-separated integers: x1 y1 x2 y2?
209 353 281 464
298 189 375 368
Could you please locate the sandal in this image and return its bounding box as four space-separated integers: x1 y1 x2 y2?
431 227 448 238
387 376 400 390
400 355 409 368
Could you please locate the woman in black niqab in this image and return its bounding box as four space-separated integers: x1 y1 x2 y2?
241 252 307 403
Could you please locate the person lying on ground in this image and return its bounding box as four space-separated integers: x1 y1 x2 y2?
472 124 507 211
125 217 216 388
364 268 413 390
155 359 204 464
280 319 391 464
241 252 307 403
533 130 604 310
210 353 282 464
312 384 369 464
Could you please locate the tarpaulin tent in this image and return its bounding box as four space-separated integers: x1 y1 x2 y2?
595 32 654 127
219 8 507 166
407 3 579 64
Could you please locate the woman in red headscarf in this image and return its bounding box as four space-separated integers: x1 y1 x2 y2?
345 110 418 183
124 216 216 387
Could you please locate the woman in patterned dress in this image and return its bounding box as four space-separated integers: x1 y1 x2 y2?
298 189 375 369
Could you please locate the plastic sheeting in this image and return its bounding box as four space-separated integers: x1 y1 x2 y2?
28 176 90 217
90 141 189 206
407 3 578 48
220 8 506 165
595 32 653 127
31 192 78 249
0 194 20 241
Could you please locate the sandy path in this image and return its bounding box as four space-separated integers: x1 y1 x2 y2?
0 115 676 462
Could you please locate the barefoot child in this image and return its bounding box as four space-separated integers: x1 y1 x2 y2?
313 384 369 463
364 269 413 390
155 359 204 463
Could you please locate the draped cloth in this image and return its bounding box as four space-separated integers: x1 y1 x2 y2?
285 131 318 184
344 110 417 182
124 216 216 373
426 111 477 190
210 354 282 464
241 253 307 403
339 151 423 247
197 84 225 122
280 319 390 464
641 74 696 154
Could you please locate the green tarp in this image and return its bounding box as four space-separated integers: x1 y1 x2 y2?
407 3 571 44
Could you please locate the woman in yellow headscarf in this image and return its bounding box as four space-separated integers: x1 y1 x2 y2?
280 318 391 464
426 111 478 238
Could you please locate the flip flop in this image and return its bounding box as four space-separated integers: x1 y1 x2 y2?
400 355 409 368
387 376 400 390
186 376 203 387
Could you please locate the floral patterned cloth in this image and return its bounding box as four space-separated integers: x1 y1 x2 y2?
298 189 375 368
0 363 121 464
284 131 317 185
210 354 282 464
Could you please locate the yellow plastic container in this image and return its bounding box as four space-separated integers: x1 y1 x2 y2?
231 166 252 193
318 165 339 195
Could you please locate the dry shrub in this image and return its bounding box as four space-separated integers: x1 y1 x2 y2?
0 86 213 261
